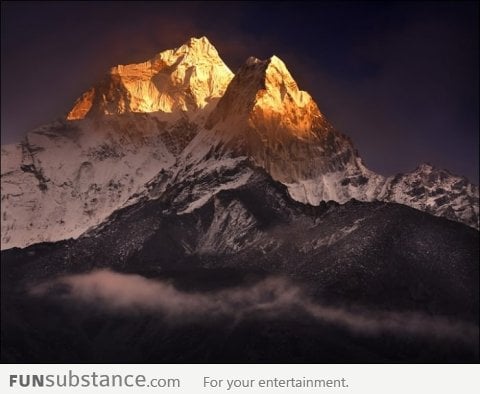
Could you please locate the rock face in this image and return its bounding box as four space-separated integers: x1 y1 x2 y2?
1 36 478 250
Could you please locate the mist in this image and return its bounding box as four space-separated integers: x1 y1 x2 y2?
30 269 478 346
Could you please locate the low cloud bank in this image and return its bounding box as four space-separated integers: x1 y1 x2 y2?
31 269 478 345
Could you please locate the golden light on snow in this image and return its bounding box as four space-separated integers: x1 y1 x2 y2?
67 37 233 120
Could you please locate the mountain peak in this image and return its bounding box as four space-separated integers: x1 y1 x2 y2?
67 37 233 120
206 54 319 138
244 55 286 69
202 54 362 189
168 36 220 62
185 36 213 48
267 55 289 71
415 163 434 172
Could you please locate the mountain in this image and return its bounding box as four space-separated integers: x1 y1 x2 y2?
2 37 476 250
202 54 385 201
200 54 478 225
2 165 478 362
8 165 478 318
67 36 233 119
1 37 234 249
1 36 478 363
380 164 479 229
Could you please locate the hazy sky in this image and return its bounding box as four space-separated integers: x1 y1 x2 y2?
1 1 478 181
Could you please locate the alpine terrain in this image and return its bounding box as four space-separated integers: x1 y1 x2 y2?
1 37 478 363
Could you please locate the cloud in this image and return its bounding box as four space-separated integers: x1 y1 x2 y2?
31 269 478 345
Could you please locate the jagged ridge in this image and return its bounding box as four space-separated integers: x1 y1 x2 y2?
1 37 478 250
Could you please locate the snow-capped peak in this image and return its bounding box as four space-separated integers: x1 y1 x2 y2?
2 38 478 252
67 36 234 120
206 54 319 139
200 54 371 197
379 163 479 228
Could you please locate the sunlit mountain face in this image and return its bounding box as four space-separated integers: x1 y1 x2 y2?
1 37 478 363
67 37 233 120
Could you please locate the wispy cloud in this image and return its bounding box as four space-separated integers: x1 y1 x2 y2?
31 269 479 345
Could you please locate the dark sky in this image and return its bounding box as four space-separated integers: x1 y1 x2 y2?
1 1 478 181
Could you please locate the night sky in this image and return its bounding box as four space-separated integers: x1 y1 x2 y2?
1 1 478 181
